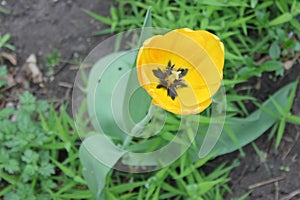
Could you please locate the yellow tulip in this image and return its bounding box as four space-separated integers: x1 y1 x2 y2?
136 28 224 115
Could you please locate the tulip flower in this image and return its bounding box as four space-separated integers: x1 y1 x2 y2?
136 28 224 115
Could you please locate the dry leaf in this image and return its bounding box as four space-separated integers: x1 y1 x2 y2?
3 74 16 87
23 54 43 83
284 52 300 70
0 52 17 65
284 60 294 70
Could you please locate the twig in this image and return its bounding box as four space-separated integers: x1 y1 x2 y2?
248 175 285 190
280 189 300 200
0 83 17 93
58 82 73 89
68 65 80 70
69 63 92 70
54 88 72 110
292 171 300 176
257 55 270 64
232 164 248 186
275 181 279 200
53 56 73 77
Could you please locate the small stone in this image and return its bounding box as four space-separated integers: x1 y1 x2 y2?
6 102 14 108
73 52 79 58
1 0 7 6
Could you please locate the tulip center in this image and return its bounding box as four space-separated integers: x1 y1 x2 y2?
152 60 188 100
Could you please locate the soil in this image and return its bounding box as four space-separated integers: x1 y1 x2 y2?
0 0 111 103
0 1 299 200
222 64 300 200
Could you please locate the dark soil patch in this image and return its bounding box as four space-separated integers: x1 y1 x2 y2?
0 0 111 104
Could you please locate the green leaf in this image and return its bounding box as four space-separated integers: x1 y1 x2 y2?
269 42 281 59
286 115 300 125
250 0 258 8
79 134 125 200
22 164 38 182
21 149 39 164
138 7 152 47
0 65 7 78
87 51 139 141
0 107 14 120
51 158 86 184
186 179 224 196
285 79 299 112
0 6 10 14
269 13 293 26
3 159 20 174
20 91 36 111
275 118 286 149
83 9 112 25
260 60 284 76
87 9 153 142
0 33 10 48
39 162 55 177
58 191 93 199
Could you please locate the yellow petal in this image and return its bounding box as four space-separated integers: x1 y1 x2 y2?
136 28 224 115
175 28 224 77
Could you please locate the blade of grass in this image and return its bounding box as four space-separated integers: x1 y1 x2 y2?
83 9 112 25
275 118 286 149
269 13 293 26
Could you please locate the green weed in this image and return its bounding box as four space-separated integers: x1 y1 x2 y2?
0 92 92 200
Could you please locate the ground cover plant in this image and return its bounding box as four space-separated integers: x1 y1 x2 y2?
0 0 299 200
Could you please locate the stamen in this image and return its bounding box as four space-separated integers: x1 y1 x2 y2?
152 61 189 100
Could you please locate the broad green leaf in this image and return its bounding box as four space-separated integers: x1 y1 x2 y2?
87 8 153 142
87 51 137 141
79 134 125 200
194 81 296 157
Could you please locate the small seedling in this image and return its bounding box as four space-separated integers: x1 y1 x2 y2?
0 6 10 15
0 33 15 51
0 65 7 88
280 166 290 172
45 50 60 76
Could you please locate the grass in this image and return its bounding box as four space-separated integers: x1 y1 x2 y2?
0 33 15 100
104 155 238 199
